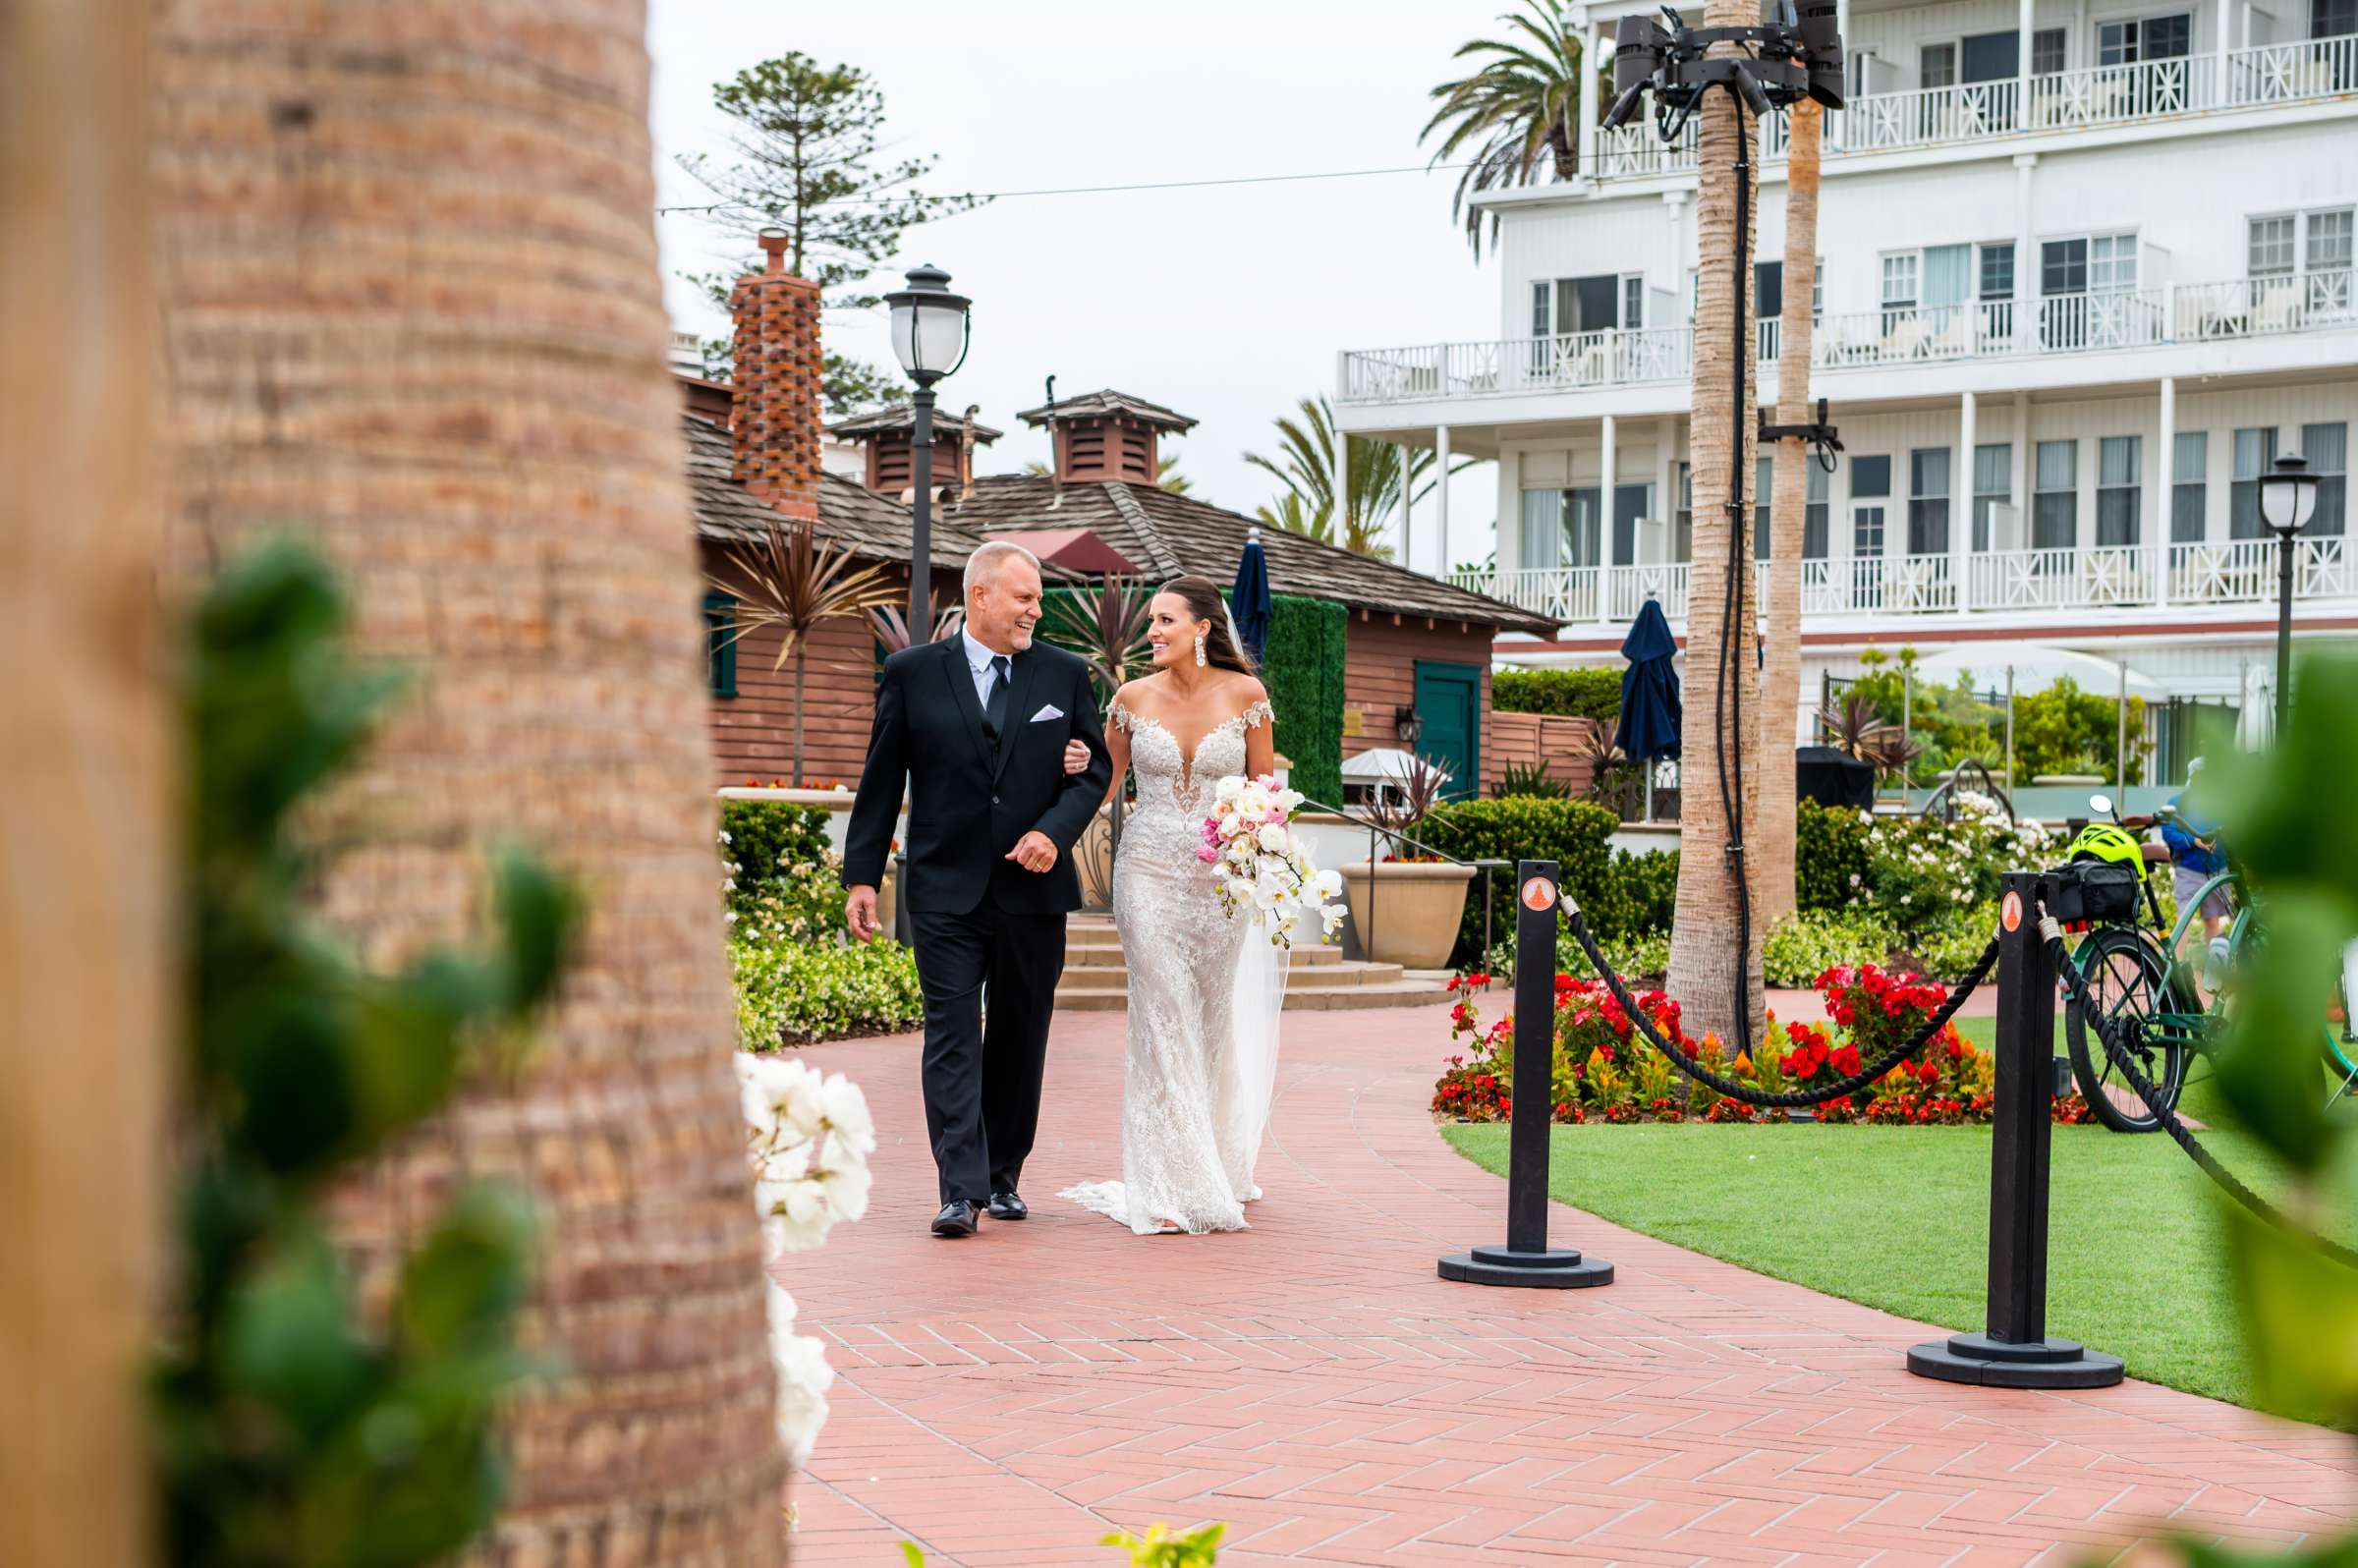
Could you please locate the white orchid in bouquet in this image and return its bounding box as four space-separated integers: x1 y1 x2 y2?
1199 772 1346 947
737 1051 875 1469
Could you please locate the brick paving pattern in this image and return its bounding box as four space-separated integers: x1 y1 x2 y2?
781 999 2352 1566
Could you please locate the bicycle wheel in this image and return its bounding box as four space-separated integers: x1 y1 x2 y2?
2064 926 2193 1134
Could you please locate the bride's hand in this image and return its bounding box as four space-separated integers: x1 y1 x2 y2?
1063 740 1090 774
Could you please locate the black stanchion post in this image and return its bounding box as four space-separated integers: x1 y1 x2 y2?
1908 870 2121 1387
1439 859 1612 1289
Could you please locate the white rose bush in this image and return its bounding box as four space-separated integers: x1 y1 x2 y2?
1199 772 1345 948
736 1050 875 1468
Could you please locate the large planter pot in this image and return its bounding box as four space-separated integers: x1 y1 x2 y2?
1339 860 1480 970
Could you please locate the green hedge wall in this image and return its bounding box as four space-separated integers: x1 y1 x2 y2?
1420 798 1631 964
1491 667 1622 723
1795 800 1872 913
1262 593 1346 808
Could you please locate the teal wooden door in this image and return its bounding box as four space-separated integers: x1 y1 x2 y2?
1413 661 1483 801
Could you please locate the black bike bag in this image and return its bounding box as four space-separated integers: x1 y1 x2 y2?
2039 861 2141 926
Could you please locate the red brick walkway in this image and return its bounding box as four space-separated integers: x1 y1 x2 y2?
780 1001 2352 1566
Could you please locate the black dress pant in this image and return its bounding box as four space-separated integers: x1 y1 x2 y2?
909 906 1065 1205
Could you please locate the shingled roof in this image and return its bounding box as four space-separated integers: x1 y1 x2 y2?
682 412 983 566
826 404 1005 444
943 475 1556 635
1015 390 1199 432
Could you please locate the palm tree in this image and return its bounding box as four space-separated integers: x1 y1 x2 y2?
1663 0 1768 1052
1156 454 1193 495
1421 0 1600 255
5 0 164 1557
711 516 903 784
1755 99 1824 927
1245 395 1457 561
152 0 789 1555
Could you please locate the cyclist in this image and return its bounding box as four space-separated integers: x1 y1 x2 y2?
2159 756 2232 1001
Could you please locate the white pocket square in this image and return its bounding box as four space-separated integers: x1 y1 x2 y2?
1030 703 1065 722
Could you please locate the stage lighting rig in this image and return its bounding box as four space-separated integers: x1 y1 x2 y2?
1602 2 1842 140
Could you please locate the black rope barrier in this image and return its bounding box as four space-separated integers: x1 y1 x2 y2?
2044 907 2358 1272
1560 899 1999 1109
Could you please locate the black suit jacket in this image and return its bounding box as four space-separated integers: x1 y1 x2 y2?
842 638 1113 917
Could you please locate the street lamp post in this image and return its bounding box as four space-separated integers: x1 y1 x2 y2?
882 263 973 641
2257 452 2319 734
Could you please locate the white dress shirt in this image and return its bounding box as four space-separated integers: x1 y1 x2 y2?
961 629 1014 712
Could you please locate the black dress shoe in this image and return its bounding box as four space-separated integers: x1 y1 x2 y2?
986 1190 1029 1221
931 1200 980 1238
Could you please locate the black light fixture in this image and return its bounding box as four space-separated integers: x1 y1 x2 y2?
2258 452 2320 732
881 263 973 641
1393 705 1425 750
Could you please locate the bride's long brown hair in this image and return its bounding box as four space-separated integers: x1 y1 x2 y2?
1160 575 1257 677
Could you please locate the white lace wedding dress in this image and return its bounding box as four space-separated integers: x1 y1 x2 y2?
1063 698 1285 1234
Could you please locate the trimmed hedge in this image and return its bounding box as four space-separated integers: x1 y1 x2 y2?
1615 848 1679 935
1796 800 1873 914
1262 593 1346 809
1420 797 1631 963
1492 667 1622 723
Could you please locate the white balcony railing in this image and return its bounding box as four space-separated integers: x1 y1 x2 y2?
1582 40 2352 183
1339 271 2353 406
1450 538 2354 628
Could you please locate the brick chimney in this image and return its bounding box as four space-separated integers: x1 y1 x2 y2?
729 230 822 522
1017 389 1199 485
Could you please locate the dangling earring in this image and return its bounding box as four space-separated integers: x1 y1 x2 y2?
1194 634 1207 668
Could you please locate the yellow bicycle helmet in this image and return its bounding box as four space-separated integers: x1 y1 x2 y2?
2065 820 2149 872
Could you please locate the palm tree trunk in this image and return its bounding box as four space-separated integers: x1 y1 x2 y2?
2 4 166 1563
1756 100 1823 929
793 642 809 787
1664 0 1768 1049
152 2 785 1559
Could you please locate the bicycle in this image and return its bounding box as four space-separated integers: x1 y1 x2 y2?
2058 792 2358 1133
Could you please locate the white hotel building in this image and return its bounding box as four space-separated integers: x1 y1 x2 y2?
1336 0 2358 759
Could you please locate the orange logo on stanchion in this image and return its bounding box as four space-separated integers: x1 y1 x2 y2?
1521 876 1558 912
2001 889 2023 931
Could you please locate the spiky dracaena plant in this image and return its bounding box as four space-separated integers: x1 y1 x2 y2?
1039 576 1154 704
866 602 965 653
710 517 902 785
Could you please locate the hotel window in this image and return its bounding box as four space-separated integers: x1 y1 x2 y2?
1881 253 1919 313
1755 455 1773 561
1531 274 1643 338
2304 422 2348 536
2032 28 2068 73
2250 215 2298 278
2043 233 2139 296
2320 0 2358 35
2034 440 2078 550
1624 275 1648 331
2098 435 2142 547
705 590 739 699
2098 13 2191 63
1676 462 1693 563
2230 426 2277 539
1805 460 1830 559
2172 431 2208 542
1979 243 2015 302
2309 208 2354 278
1973 443 2011 551
1921 41 1958 87
1908 447 1951 555
1520 487 1602 569
1852 455 1891 559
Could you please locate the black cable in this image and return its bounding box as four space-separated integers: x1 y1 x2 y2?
1719 93 1755 1063
2047 914 2358 1271
1564 900 1997 1108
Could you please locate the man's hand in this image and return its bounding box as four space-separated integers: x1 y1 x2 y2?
845 884 881 942
1006 831 1058 873
1063 739 1091 774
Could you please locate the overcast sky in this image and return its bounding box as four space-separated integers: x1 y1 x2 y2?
647 1 1509 574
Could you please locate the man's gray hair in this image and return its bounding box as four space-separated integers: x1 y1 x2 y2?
964 539 1041 596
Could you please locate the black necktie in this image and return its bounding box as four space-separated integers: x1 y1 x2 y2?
983 654 1011 745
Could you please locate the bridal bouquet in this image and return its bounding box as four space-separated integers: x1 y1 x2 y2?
1199 772 1346 948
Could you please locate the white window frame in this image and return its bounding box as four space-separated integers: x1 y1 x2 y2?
2039 230 2141 296
2248 212 2299 278
2096 10 2195 65
1881 252 1920 310
1532 272 1650 339
1919 39 1959 89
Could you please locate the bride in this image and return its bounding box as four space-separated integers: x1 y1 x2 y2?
1062 575 1285 1235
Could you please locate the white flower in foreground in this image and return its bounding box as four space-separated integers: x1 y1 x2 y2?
817 1072 876 1157
1215 774 1245 804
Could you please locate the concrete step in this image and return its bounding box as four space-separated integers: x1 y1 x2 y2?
1058 960 1401 996
1066 940 1342 970
1054 958 1444 1011
1054 981 1447 1013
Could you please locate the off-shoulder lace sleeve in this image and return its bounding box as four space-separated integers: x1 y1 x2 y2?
1107 696 1136 734
1240 698 1274 731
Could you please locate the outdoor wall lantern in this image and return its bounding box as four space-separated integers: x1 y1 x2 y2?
1393 706 1425 749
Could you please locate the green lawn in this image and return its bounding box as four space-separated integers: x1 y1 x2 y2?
1438 1019 2329 1410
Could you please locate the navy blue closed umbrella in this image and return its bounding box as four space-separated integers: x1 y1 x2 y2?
1612 598 1682 818
1231 525 1274 665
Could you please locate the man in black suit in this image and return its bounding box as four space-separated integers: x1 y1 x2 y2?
843 541 1112 1237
